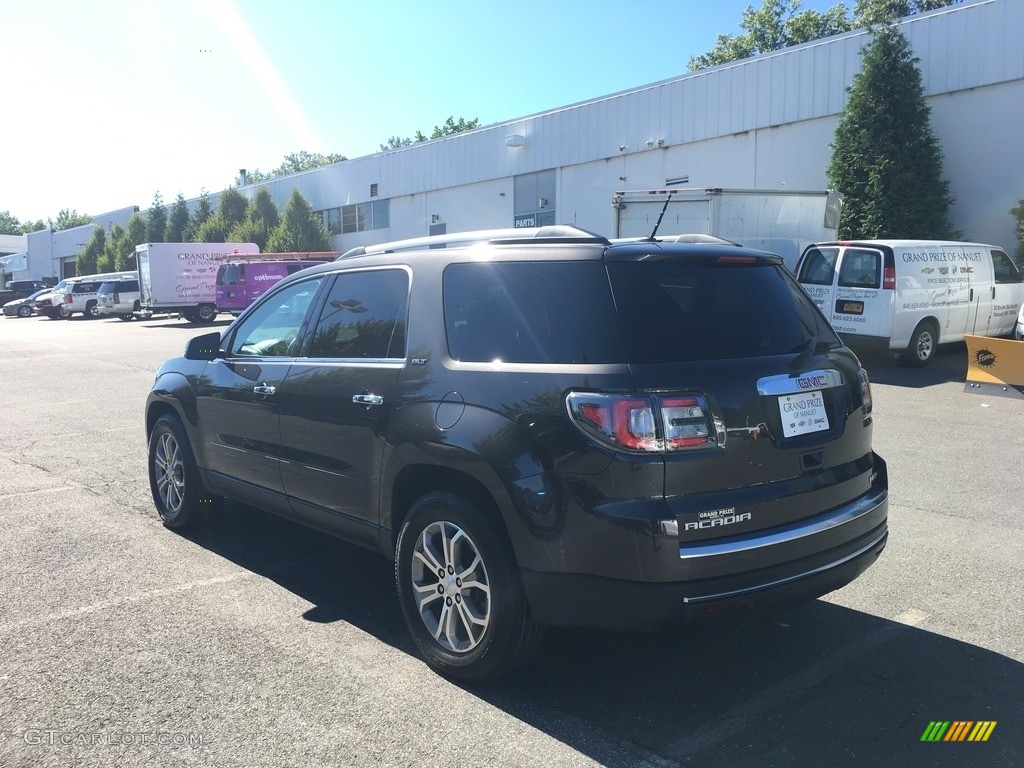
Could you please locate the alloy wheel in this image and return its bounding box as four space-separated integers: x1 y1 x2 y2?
410 521 491 654
153 430 186 514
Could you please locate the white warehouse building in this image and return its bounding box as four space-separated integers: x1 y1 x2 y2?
12 0 1023 281
238 0 1021 260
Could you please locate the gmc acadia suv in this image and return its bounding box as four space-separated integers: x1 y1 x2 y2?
146 226 888 680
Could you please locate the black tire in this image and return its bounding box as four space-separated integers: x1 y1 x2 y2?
196 304 217 323
119 313 134 321
148 414 213 529
85 300 101 319
901 321 938 368
181 309 198 323
17 305 32 318
42 310 58 320
395 492 545 681
57 304 71 319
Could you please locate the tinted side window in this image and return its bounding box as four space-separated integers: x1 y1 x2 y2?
798 247 838 285
608 261 838 363
444 262 622 364
74 282 102 293
218 265 241 285
837 248 881 289
992 250 1022 284
308 270 409 359
229 278 323 357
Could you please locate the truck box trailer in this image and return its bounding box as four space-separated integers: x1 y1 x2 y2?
137 242 259 323
613 188 842 270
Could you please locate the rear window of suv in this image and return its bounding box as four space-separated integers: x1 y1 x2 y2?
607 261 837 363
444 261 623 364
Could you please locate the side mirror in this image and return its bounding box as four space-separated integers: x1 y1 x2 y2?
184 331 223 361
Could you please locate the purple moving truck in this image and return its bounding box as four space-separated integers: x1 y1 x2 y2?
216 260 326 314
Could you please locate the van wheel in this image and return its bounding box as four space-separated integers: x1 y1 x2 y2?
395 492 545 681
85 300 101 319
902 321 938 367
57 305 71 319
196 304 217 323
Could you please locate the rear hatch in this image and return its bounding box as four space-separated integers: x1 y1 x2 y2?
603 245 875 540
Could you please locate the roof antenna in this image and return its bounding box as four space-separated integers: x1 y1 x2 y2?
645 193 674 241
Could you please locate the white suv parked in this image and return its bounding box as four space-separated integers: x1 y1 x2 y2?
97 278 141 320
40 272 136 319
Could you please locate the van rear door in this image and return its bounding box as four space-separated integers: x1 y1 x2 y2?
796 245 838 314
824 246 888 340
981 249 1023 336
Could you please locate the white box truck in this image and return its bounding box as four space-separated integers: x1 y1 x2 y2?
613 188 842 270
795 240 1024 367
137 242 259 323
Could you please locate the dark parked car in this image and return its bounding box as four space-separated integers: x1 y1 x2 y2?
2 288 50 317
146 226 888 680
0 280 52 309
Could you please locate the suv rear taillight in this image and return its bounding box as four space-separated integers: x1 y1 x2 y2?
64 294 73 304
858 368 873 419
567 392 720 453
114 290 121 303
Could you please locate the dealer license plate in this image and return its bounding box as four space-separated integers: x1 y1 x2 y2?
779 390 829 438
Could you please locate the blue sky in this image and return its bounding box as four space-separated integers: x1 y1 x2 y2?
5 0 841 223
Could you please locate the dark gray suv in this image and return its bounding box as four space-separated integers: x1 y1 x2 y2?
146 226 888 680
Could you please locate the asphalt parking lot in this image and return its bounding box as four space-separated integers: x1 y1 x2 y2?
0 313 1021 768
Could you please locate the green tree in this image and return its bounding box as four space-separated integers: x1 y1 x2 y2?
77 226 105 276
233 151 346 186
217 188 249 230
184 192 213 242
96 225 119 273
146 192 167 243
265 189 330 252
690 1 853 70
227 187 279 250
165 193 190 242
0 210 22 235
689 0 959 70
20 219 47 234
827 25 955 239
196 213 229 243
854 0 959 25
379 136 413 151
1011 198 1024 268
379 116 481 151
127 214 148 249
50 209 93 231
111 226 135 271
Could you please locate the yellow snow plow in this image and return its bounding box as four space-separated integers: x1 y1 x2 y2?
964 335 1024 399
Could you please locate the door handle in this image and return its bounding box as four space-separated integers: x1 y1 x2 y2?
992 286 996 299
969 288 974 302
253 384 276 395
352 394 384 406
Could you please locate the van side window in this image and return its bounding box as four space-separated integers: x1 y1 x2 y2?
991 250 1022 284
797 248 838 285
837 249 881 289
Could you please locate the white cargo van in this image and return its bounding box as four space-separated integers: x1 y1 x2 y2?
796 240 1023 367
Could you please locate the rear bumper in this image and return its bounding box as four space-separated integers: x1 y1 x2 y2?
521 463 889 630
522 524 886 629
837 333 892 351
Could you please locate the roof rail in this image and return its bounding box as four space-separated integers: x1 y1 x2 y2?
338 225 610 260
609 233 741 246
